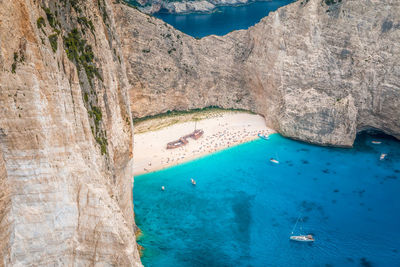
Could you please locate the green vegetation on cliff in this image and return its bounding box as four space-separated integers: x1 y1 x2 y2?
48 34 58 52
63 28 101 86
36 17 46 29
60 0 108 156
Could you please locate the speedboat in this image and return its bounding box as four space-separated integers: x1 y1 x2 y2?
371 141 382 144
290 235 314 242
258 133 269 140
270 158 279 164
380 153 387 160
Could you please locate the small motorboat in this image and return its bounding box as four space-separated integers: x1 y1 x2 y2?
371 141 382 144
380 153 387 160
290 235 315 242
258 133 269 140
270 158 279 164
191 178 196 185
161 186 165 191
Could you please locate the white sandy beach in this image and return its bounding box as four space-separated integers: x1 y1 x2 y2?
133 112 275 175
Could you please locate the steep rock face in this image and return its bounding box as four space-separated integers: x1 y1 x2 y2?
115 4 254 117
0 0 141 265
0 151 11 264
116 0 400 146
246 0 400 146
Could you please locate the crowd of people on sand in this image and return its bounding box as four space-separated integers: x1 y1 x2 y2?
136 116 275 174
156 125 273 167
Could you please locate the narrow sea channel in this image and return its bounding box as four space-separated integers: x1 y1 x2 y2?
134 132 400 266
151 0 295 38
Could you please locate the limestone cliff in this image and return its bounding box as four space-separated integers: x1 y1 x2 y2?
1 0 400 265
115 0 400 147
0 0 141 265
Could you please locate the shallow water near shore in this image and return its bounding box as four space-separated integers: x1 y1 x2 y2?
154 0 295 38
134 132 400 266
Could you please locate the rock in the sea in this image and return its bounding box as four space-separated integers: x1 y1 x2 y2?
134 0 250 14
166 0 216 13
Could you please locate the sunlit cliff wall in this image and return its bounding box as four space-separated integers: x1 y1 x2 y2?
116 0 400 147
0 0 141 265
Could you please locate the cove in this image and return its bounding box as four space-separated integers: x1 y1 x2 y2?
152 0 295 38
134 132 400 266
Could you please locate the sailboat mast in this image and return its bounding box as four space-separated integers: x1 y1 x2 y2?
291 213 302 234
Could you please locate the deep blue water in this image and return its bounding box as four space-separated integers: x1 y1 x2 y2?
134 132 400 266
153 0 295 38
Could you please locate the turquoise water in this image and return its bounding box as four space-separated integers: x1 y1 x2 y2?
134 132 400 266
152 0 295 38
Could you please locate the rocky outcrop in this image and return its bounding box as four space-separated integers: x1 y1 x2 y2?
131 0 251 14
163 0 216 14
116 0 400 147
0 0 141 265
115 4 254 116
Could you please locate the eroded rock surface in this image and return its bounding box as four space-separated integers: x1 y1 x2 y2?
116 0 400 146
0 0 141 265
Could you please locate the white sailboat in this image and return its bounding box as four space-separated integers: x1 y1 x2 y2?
290 235 314 242
289 214 314 242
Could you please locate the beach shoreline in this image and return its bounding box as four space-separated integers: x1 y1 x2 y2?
133 112 275 175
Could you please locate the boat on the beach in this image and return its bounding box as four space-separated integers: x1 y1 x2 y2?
371 141 382 144
290 235 315 242
167 137 188 149
166 129 204 149
191 129 204 140
258 133 269 140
